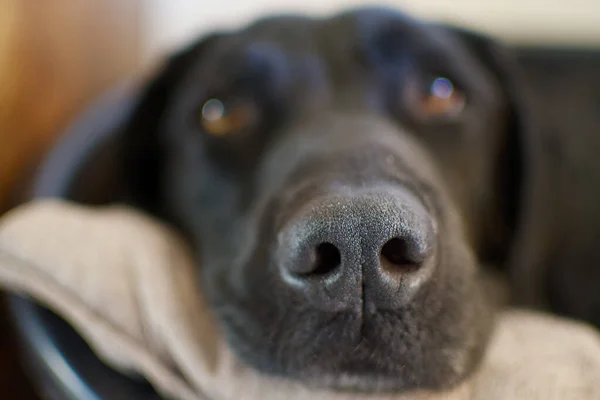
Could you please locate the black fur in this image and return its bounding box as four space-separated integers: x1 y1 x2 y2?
114 6 584 393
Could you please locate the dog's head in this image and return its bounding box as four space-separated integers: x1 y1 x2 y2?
121 7 526 392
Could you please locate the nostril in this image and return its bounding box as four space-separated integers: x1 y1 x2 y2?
307 243 342 276
380 238 421 271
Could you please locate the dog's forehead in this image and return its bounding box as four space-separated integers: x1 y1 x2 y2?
239 15 318 50
227 8 432 59
191 8 497 111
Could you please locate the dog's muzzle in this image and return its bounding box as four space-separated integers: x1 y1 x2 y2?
276 185 437 312
260 114 441 314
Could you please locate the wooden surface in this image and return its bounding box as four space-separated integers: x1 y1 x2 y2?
0 0 143 397
0 0 142 211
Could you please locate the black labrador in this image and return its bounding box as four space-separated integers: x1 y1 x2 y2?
102 6 600 394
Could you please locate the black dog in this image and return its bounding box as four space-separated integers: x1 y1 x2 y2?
107 6 600 394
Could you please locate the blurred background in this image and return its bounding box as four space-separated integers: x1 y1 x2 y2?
0 0 599 397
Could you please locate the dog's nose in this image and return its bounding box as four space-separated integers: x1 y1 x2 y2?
276 187 437 311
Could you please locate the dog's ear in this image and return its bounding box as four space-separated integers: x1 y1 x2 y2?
118 35 220 215
445 26 534 262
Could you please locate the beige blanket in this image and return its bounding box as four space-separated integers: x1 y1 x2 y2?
0 199 599 400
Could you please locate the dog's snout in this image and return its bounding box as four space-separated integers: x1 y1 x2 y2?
277 186 437 311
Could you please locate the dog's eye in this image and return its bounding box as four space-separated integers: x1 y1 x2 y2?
411 76 466 120
200 98 257 136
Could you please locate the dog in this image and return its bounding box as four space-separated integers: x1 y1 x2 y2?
107 6 600 394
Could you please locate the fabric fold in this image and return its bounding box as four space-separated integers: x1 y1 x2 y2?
0 199 599 400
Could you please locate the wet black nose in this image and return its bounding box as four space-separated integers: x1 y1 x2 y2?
276 187 437 311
